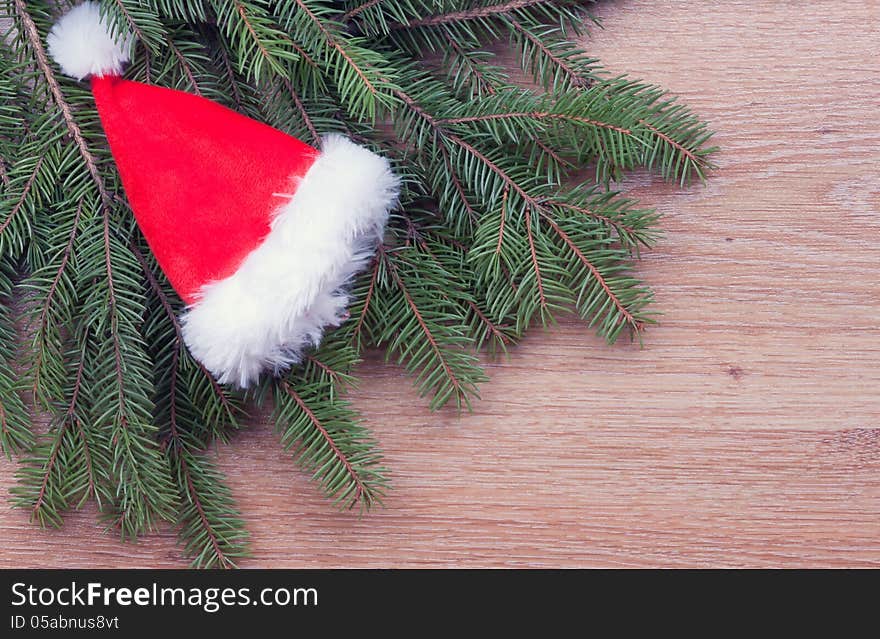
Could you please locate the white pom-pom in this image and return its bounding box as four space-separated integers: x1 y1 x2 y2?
47 2 133 80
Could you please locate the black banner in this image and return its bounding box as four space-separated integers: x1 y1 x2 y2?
0 569 867 634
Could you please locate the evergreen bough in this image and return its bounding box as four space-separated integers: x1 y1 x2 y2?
0 0 716 567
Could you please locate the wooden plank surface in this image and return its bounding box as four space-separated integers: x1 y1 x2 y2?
1 0 878 568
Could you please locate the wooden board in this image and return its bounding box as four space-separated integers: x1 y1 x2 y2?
1 0 878 568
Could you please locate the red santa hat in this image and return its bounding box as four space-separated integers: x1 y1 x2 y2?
47 2 399 387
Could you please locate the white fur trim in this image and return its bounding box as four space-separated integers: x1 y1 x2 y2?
181 135 399 387
47 2 133 80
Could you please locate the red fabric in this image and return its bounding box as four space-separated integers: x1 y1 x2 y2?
91 76 318 304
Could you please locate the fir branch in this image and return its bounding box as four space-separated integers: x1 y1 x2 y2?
386 251 464 395
441 32 497 98
279 0 399 119
393 84 543 213
464 298 513 352
505 18 590 89
0 380 31 459
134 240 248 566
164 35 204 96
0 0 715 565
210 0 299 82
235 2 277 66
376 244 486 409
532 136 572 172
26 421 70 528
163 350 246 569
133 241 246 444
636 116 714 185
540 191 659 253
451 133 539 207
305 354 344 386
297 0 377 94
28 198 83 406
31 355 84 522
149 0 208 22
437 141 477 223
37 200 83 333
442 111 630 134
351 255 380 347
282 380 367 503
215 34 246 109
110 0 146 41
281 76 321 144
496 187 508 255
393 0 554 29
102 0 167 53
391 80 654 335
342 0 382 22
73 206 177 538
101 214 130 418
275 378 387 510
12 350 102 528
177 451 229 566
539 210 639 333
524 208 548 314
171 448 248 569
0 156 41 238
12 0 112 207
71 391 101 508
0 257 33 456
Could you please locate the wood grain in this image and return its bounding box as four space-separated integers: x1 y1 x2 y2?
1 0 878 568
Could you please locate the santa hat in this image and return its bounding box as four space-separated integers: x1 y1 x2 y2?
47 2 399 387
